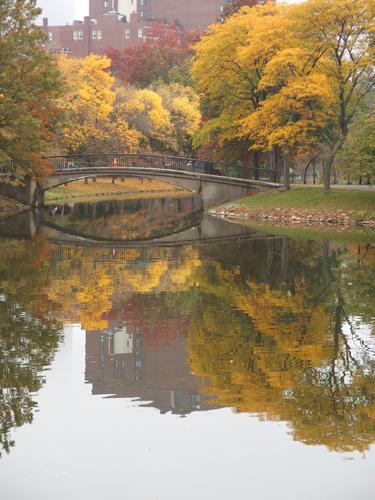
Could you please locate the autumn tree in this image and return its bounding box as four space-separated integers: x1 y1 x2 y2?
57 55 141 153
106 23 193 87
221 0 272 20
192 3 289 165
0 0 61 182
337 114 375 184
152 83 201 153
288 0 375 192
242 0 375 191
193 0 375 189
120 87 174 151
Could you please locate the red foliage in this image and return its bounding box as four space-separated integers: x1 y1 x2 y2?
105 23 197 86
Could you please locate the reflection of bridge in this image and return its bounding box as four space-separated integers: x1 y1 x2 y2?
42 213 280 251
0 209 280 262
0 153 281 207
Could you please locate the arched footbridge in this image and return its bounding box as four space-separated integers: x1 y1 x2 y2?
0 153 281 207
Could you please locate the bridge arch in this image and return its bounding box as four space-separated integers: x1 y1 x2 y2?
44 170 196 195
0 153 281 207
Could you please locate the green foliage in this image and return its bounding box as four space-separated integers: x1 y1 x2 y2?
338 116 375 180
0 238 62 455
0 0 61 182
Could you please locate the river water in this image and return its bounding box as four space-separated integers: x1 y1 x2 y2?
0 195 374 500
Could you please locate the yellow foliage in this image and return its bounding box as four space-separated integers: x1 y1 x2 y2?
122 88 173 148
239 74 334 153
57 55 141 153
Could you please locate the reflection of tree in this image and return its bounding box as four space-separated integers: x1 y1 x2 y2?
44 246 201 331
0 306 61 456
1 234 374 454
0 238 62 456
188 240 375 452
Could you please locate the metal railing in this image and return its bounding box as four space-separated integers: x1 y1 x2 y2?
47 153 280 184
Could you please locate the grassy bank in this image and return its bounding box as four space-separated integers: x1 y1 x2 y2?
213 187 375 226
45 178 184 202
0 196 26 218
245 220 375 243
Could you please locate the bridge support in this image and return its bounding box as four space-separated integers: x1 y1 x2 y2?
0 177 44 207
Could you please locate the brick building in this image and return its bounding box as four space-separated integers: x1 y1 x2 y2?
42 0 226 57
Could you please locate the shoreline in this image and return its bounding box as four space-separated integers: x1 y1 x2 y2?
0 196 28 219
209 187 375 230
209 205 375 228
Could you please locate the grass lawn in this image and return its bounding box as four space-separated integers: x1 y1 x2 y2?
246 221 375 243
45 178 183 202
236 186 375 219
238 186 374 211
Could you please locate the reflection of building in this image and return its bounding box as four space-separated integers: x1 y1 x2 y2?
85 321 215 414
41 0 224 57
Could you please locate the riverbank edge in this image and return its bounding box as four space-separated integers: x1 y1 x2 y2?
210 205 375 228
209 188 375 229
0 196 29 219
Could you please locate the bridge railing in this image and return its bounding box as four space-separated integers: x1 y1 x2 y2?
215 163 280 183
47 153 280 183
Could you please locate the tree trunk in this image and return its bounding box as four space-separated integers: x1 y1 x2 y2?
303 158 314 184
280 237 289 283
312 160 316 185
323 159 331 194
283 154 290 190
322 240 331 286
254 151 260 180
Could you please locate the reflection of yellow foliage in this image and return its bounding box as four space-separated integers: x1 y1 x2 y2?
169 253 201 288
122 260 169 293
188 255 375 453
46 263 113 331
76 273 112 331
44 247 202 330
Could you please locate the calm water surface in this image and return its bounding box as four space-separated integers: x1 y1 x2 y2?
0 196 374 500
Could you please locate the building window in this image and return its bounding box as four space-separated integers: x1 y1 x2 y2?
48 32 53 41
73 31 83 40
92 30 97 39
125 29 130 39
140 10 144 18
97 30 102 39
104 0 109 7
137 28 143 38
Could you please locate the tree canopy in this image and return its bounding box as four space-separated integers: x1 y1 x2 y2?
192 0 375 190
0 0 61 182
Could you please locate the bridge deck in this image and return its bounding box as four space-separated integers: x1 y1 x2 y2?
47 153 281 185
